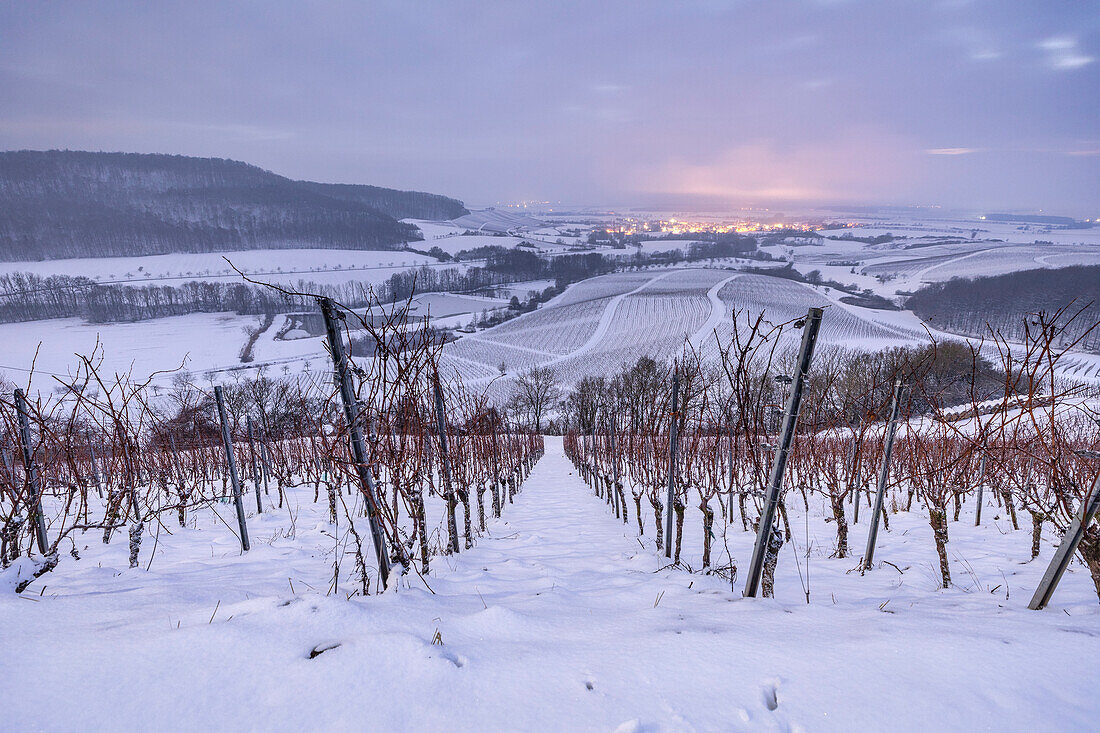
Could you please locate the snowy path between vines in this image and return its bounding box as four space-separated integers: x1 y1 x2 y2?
3 437 1099 731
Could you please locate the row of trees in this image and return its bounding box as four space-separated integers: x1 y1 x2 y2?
0 243 736 325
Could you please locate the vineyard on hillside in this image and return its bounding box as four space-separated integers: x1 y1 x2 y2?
1 295 543 596
441 268 938 390
562 306 1100 605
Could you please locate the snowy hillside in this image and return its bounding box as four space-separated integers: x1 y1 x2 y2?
440 268 934 390
3 437 1097 731
0 150 468 260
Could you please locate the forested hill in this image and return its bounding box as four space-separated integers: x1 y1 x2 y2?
0 150 469 261
907 265 1100 352
298 182 467 221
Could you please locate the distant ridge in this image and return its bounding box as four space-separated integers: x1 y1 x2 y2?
449 208 545 233
981 213 1084 227
0 150 469 261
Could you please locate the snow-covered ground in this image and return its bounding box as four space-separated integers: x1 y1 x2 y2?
0 291 511 389
6 259 1098 394
2 436 1096 731
764 217 1100 300
440 268 932 392
449 208 545 233
413 233 531 256
0 312 278 387
614 239 704 255
404 218 579 255
4 210 1098 395
0 248 442 288
818 218 1100 247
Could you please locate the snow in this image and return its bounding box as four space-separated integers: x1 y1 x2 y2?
4 209 1098 397
7 257 1097 395
779 220 1100 300
0 292 511 389
411 233 530 256
482 279 557 300
0 248 440 288
2 436 1097 731
448 208 546 233
818 219 1100 247
441 268 932 390
402 218 467 239
0 313 271 387
611 239 704 255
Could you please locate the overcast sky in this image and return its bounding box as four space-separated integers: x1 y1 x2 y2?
1 1 1096 214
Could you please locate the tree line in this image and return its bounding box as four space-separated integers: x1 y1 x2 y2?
0 245 725 325
907 265 1100 352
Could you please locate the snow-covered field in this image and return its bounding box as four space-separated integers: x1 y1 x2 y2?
440 268 931 389
819 218 1100 247
0 312 281 387
611 239 704 255
786 217 1100 299
858 243 1100 286
4 210 1098 394
0 248 443 288
405 218 584 256
2 436 1096 731
404 229 532 256
0 291 511 388
6 257 1099 395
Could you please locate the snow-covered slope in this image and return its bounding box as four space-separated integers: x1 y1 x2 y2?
2 437 1096 731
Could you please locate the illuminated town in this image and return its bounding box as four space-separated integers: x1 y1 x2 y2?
605 216 850 236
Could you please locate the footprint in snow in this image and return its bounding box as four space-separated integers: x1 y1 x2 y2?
762 681 779 711
434 649 467 668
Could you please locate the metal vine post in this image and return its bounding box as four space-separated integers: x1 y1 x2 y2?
214 385 250 553
1029 451 1100 610
14 388 50 554
665 370 680 559
319 296 391 588
743 307 823 598
862 379 905 572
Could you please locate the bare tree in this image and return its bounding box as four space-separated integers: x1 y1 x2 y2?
508 365 561 433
